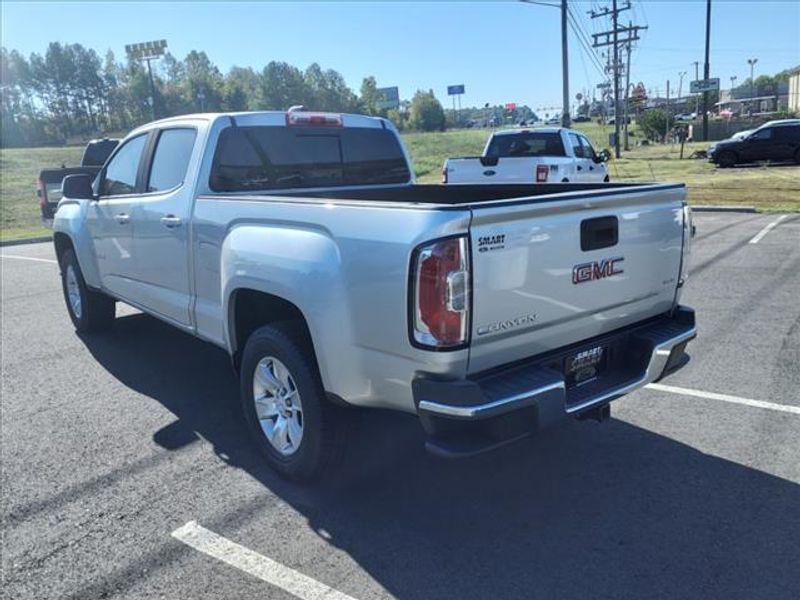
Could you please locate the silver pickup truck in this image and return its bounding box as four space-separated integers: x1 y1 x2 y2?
54 110 696 480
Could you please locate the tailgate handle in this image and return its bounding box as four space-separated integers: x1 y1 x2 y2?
581 216 618 251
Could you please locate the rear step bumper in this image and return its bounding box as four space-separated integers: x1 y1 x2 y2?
413 306 696 457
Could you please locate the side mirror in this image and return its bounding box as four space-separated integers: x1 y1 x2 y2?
62 174 95 200
596 149 611 163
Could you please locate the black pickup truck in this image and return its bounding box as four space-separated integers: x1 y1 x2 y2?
37 138 119 224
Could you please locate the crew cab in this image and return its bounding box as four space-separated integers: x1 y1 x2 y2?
53 111 695 481
37 138 119 225
443 127 610 185
709 120 800 167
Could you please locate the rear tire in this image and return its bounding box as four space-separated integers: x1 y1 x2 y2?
717 151 737 168
239 323 347 482
59 248 115 333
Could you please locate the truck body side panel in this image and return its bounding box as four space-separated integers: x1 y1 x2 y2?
191 196 472 413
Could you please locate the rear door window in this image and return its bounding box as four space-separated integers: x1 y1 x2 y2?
147 128 197 192
209 125 411 192
100 134 147 196
774 125 800 141
568 133 585 158
485 132 566 158
578 134 596 159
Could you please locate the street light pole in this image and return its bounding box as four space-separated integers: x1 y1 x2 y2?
520 0 570 128
747 57 758 113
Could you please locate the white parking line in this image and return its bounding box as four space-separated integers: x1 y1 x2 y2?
748 215 788 244
0 254 58 264
172 521 359 600
645 382 800 415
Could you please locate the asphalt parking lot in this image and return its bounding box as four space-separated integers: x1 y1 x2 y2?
2 211 799 600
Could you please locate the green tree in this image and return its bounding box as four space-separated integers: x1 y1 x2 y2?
408 89 445 131
260 61 308 110
359 76 381 115
638 109 668 142
224 66 261 111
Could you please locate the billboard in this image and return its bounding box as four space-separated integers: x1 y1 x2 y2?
376 86 400 110
447 84 465 95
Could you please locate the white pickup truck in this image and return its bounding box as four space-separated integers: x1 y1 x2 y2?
443 127 610 185
54 110 695 481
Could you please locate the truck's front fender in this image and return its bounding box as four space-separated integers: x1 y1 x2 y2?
52 200 101 288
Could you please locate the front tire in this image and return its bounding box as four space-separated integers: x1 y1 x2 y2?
717 151 737 168
239 323 346 481
59 249 115 332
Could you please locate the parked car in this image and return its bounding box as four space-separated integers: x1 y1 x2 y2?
709 121 800 167
674 113 696 122
37 138 119 226
572 115 591 123
53 110 696 480
606 116 631 125
443 127 611 184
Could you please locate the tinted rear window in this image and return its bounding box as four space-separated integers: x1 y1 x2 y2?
209 125 411 192
82 140 119 166
486 132 566 158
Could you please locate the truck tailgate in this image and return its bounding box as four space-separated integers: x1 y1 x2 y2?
447 157 553 185
467 185 685 374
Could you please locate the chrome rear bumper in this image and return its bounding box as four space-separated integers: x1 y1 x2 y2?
414 306 696 457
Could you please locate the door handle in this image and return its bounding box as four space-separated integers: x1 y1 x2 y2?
114 213 130 224
160 215 182 228
577 165 583 171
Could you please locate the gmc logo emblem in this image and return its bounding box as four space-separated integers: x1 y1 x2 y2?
572 257 625 284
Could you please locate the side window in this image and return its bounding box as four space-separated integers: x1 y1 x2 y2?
147 128 197 192
752 128 772 140
568 133 585 158
100 135 147 196
579 135 596 159
774 126 800 141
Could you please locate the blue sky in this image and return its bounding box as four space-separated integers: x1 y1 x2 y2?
3 1 799 113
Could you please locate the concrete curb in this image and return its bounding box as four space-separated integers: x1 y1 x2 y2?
691 205 757 213
0 235 53 247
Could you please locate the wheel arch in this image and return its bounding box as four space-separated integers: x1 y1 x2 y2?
228 288 315 369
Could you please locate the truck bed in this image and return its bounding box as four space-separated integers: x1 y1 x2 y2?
272 182 682 207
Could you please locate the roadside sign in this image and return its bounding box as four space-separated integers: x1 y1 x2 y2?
596 82 611 89
376 86 400 110
505 102 517 110
447 84 465 96
690 78 720 93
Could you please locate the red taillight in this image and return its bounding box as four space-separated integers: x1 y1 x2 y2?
285 112 343 127
536 164 549 183
411 236 470 349
36 179 46 208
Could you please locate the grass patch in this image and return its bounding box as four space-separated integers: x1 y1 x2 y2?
1 126 797 241
1 146 82 240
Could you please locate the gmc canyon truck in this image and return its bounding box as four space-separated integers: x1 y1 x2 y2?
443 127 611 185
53 110 696 481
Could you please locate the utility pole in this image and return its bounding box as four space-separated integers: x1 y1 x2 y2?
665 79 670 141
590 1 646 158
623 41 632 150
702 0 711 141
678 71 687 101
561 0 571 127
693 61 700 116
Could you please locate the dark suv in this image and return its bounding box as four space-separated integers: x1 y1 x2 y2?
709 120 800 168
